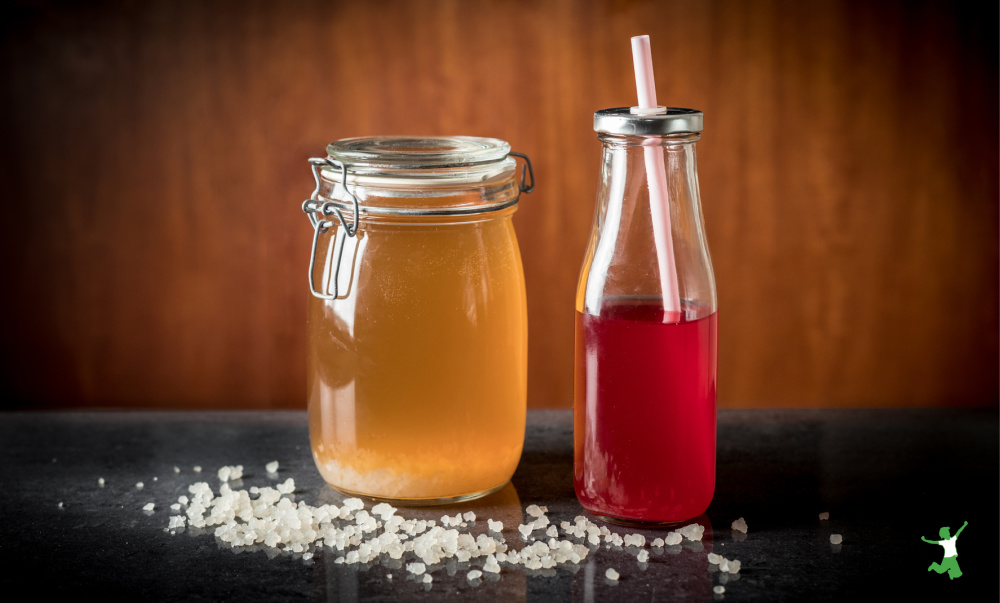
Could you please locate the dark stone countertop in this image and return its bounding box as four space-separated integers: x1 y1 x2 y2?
0 409 996 601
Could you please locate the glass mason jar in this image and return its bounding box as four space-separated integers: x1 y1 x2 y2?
574 108 717 524
302 137 533 504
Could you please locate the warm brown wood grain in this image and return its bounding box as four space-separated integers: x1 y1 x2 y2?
0 0 996 409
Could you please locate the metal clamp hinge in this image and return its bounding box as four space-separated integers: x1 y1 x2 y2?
508 151 535 196
302 157 360 300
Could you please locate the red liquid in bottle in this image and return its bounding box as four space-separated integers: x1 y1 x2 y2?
574 304 717 523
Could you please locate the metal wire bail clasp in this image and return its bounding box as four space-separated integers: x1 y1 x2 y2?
508 152 535 197
301 157 360 300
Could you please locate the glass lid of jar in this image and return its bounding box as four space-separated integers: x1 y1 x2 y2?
311 135 531 217
327 136 511 170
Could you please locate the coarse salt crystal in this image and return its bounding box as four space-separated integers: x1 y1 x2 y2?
406 562 426 575
266 461 279 473
463 511 476 522
467 569 482 580
422 574 432 583
136 482 144 489
637 550 649 562
605 568 619 581
731 517 747 533
173 466 180 473
57 502 63 508
193 466 202 473
651 537 664 547
488 519 503 532
152 477 157 481
714 585 725 594
677 524 704 541
830 534 843 544
664 532 683 546
143 502 155 511
707 553 723 564
526 504 543 517
819 512 830 520
302 552 313 560
728 559 741 573
98 477 105 487
719 559 729 572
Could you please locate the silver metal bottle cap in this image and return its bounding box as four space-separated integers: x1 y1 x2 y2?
594 107 704 135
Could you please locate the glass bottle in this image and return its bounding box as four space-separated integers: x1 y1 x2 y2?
301 137 534 504
574 108 717 524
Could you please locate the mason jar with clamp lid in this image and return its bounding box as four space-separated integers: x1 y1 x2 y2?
301 136 534 504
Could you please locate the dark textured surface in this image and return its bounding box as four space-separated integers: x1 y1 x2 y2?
0 409 996 601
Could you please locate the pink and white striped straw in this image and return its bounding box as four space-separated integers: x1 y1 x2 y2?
631 35 682 322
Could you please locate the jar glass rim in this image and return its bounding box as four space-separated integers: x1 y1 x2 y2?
327 136 511 170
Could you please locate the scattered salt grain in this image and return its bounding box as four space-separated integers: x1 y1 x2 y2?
707 553 722 564
265 461 279 473
302 552 313 560
170 503 181 511
143 502 155 511
371 502 395 519
406 562 426 575
57 502 63 509
160 470 592 575
819 512 830 520
830 534 842 544
605 568 619 581
153 477 158 482
731 517 747 533
525 504 543 517
623 534 646 547
677 524 705 541
422 574 432 583
664 532 683 546
173 466 180 473
518 524 533 537
217 465 243 481
546 525 558 538
637 550 649 562
467 569 482 580
713 585 725 594
193 466 202 473
651 537 664 547
727 559 741 573
135 482 144 490
463 511 476 521
719 558 730 572
98 477 105 487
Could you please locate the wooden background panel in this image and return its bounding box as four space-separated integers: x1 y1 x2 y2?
0 0 996 410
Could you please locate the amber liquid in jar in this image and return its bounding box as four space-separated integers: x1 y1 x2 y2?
307 207 527 503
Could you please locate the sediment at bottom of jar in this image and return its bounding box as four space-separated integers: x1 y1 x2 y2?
325 481 510 507
313 455 517 503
